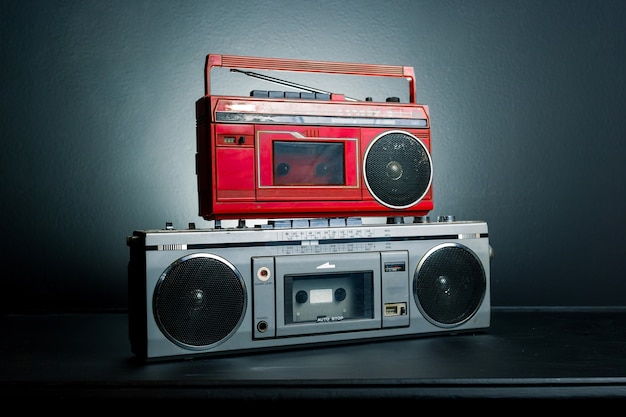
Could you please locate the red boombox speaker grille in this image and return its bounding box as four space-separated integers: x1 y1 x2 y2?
364 130 432 208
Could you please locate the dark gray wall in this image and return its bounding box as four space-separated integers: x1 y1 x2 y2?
2 0 625 313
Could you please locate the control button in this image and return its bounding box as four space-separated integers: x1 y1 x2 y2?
329 218 346 227
437 215 456 222
292 219 310 228
269 220 292 228
310 218 330 227
346 217 362 226
250 90 269 97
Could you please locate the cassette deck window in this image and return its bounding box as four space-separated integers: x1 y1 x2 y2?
273 141 345 186
284 271 374 324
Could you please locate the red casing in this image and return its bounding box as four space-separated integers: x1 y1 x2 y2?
196 54 433 220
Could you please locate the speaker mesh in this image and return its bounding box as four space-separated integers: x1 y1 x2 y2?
414 244 485 326
154 255 246 348
364 132 432 208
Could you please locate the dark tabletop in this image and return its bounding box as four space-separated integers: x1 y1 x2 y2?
2 308 626 405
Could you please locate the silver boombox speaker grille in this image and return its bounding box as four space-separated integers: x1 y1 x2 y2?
364 131 432 209
153 254 246 348
414 244 486 326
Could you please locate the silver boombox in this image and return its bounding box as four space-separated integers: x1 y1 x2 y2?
127 217 491 361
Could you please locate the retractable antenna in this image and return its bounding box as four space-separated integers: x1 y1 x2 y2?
230 68 359 101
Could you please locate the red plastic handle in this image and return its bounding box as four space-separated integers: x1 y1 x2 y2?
204 53 417 103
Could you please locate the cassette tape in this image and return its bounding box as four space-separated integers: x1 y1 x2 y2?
195 54 434 220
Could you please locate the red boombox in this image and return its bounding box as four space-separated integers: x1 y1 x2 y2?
195 54 433 220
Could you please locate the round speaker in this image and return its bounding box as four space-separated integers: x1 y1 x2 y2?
363 130 432 209
413 243 486 327
153 253 246 350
